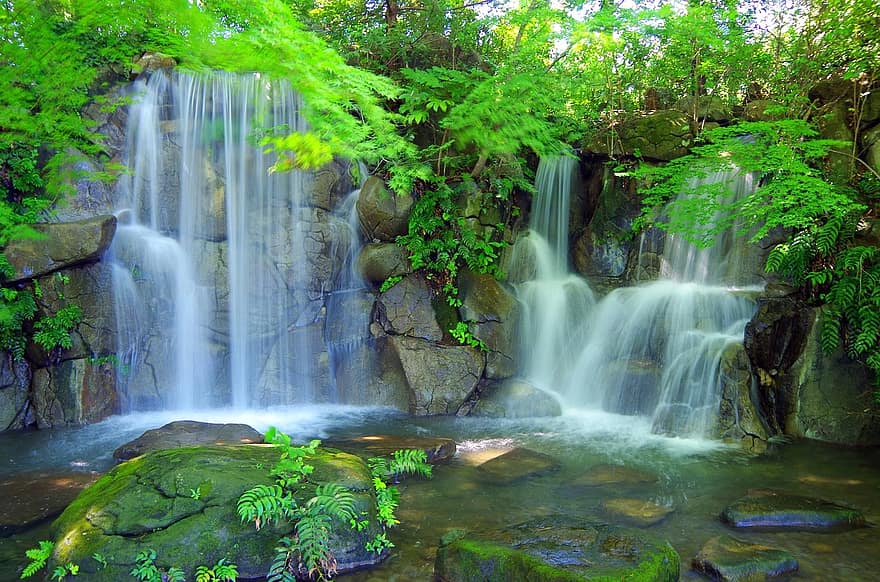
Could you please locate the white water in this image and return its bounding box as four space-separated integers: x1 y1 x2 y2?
110 71 366 411
515 158 759 438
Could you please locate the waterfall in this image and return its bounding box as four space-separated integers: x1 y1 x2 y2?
111 70 361 410
516 158 759 438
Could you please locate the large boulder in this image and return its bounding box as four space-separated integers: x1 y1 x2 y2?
357 243 412 285
692 535 798 581
435 516 679 582
49 445 383 580
356 176 413 242
31 358 118 427
572 175 639 281
459 271 520 379
0 352 31 430
717 342 770 451
674 95 733 122
585 110 692 161
864 123 880 176
2 215 116 284
377 274 444 341
390 336 483 415
721 490 866 531
112 420 263 461
470 378 562 418
306 158 356 212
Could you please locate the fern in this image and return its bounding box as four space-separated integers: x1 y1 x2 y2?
388 449 433 479
237 484 293 529
21 541 54 579
308 484 357 523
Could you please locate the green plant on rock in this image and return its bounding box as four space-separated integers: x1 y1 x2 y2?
20 540 54 579
195 558 238 582
130 549 184 582
50 563 79 581
449 321 488 351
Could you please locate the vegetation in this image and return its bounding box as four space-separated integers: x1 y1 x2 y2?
237 427 432 581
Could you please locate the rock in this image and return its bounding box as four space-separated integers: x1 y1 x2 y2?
602 498 674 527
0 352 31 430
378 274 443 341
0 470 100 536
471 378 562 418
356 176 413 242
477 447 560 484
390 335 484 415
692 535 798 581
307 158 355 211
435 515 679 582
743 100 786 122
2 215 117 284
585 110 692 161
862 90 880 124
717 342 770 451
134 52 177 72
357 243 412 285
31 358 118 428
808 79 853 104
328 435 456 464
459 271 521 379
573 464 658 487
112 420 263 461
865 124 880 176
721 490 866 531
817 101 855 183
675 95 733 122
49 445 383 580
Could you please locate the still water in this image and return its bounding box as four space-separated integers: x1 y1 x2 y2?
2 407 878 581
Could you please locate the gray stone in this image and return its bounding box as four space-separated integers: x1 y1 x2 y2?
718 342 770 452
306 158 355 211
3 215 116 284
390 335 483 415
0 352 31 430
459 271 520 379
113 420 263 461
477 447 560 484
356 176 413 242
586 110 692 161
356 243 412 285
134 52 177 73
378 274 443 341
602 498 674 527
693 535 798 581
32 358 118 427
471 378 562 418
675 95 733 122
743 100 786 122
721 490 866 531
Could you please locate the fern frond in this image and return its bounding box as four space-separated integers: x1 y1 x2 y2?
237 484 292 528
308 483 357 522
389 449 433 479
821 311 842 353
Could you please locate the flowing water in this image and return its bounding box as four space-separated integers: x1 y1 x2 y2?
2 410 879 581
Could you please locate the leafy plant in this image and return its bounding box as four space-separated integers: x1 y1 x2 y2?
33 305 83 352
50 563 79 580
449 321 488 351
20 540 54 579
92 553 108 570
130 549 184 582
195 558 238 582
379 276 402 293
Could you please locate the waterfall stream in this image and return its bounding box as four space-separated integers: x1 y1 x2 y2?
514 157 760 438
110 71 365 410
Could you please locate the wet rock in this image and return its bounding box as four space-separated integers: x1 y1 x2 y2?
0 352 31 430
356 243 412 285
390 335 483 415
134 52 177 72
328 435 456 464
356 176 413 242
306 158 355 211
435 515 679 581
31 358 118 428
692 535 798 581
0 471 100 536
50 446 383 580
573 464 658 487
459 271 521 379
675 95 732 122
477 447 561 484
721 490 866 531
112 420 263 461
717 342 770 452
378 274 443 341
585 110 692 161
602 498 674 527
865 124 880 176
2 215 117 284
471 378 562 418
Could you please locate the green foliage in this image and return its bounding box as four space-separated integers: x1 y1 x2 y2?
365 532 394 555
379 276 403 294
20 540 53 579
195 559 238 582
50 564 79 580
449 321 488 351
91 553 108 569
367 449 432 528
130 549 184 582
237 484 294 529
33 305 83 352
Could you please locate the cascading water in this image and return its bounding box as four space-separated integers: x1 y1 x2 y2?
110 70 363 410
514 158 759 438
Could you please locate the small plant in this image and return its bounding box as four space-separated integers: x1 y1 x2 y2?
92 553 108 569
33 305 82 352
190 486 202 500
379 275 402 293
449 321 488 351
20 540 54 579
195 558 238 582
50 563 78 580
365 532 394 555
130 549 184 582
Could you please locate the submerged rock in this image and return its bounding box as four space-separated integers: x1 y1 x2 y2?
112 420 263 461
477 447 561 484
435 515 679 581
0 471 99 536
692 535 798 581
721 490 866 531
601 498 674 527
573 464 658 487
49 445 383 580
328 434 457 464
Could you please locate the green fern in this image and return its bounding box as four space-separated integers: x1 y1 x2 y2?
307 483 357 523
21 540 54 579
237 484 293 529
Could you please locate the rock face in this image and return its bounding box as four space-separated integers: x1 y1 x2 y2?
2 215 116 284
717 342 770 451
585 110 692 161
470 378 562 418
459 271 520 379
601 498 674 527
378 274 444 341
49 445 383 580
112 420 264 461
356 176 413 242
692 535 798 581
435 516 680 582
357 242 412 285
721 490 866 531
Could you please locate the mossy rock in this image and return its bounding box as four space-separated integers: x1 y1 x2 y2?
48 445 382 580
721 490 866 531
692 535 798 581
435 515 679 581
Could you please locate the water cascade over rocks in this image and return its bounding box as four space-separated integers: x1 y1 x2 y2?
110 71 372 410
512 156 760 437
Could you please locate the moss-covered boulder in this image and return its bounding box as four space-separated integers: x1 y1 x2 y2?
49 445 383 580
692 535 798 581
434 516 679 581
721 490 866 531
584 110 692 161
112 420 263 461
